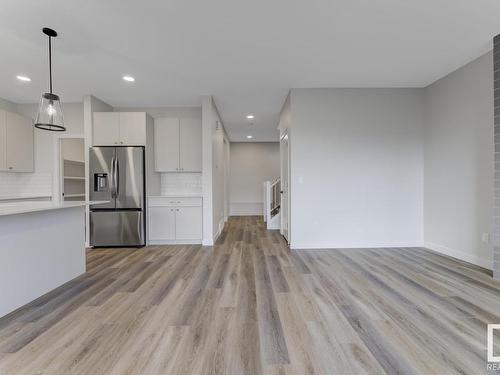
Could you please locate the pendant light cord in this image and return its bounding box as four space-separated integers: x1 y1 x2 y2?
48 36 53 94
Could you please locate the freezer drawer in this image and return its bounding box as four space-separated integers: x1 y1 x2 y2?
90 210 144 247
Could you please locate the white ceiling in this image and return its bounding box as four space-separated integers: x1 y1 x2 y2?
1 0 500 141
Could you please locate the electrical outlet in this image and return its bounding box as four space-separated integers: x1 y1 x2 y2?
482 232 490 244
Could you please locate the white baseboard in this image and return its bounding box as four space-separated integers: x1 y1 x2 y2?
290 242 424 250
424 242 492 270
230 202 263 216
148 239 202 245
202 219 225 247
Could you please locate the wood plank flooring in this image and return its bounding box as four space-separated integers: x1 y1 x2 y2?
1 216 500 374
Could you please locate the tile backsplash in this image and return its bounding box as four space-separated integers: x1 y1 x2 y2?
0 172 52 200
160 173 202 195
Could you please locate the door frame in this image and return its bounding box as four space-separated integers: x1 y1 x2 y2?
280 131 290 243
223 138 230 222
55 134 85 203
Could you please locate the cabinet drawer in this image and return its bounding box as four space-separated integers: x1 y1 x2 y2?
148 197 202 207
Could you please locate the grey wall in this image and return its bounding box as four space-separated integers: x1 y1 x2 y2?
229 142 280 215
280 53 495 269
288 88 425 249
425 51 494 269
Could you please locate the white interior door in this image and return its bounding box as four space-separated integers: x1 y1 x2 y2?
280 132 290 242
0 112 5 170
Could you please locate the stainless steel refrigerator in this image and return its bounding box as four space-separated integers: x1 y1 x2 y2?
89 146 145 247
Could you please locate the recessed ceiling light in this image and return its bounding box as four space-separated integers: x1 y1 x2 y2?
246 135 253 139
16 75 31 82
123 75 135 82
246 114 255 119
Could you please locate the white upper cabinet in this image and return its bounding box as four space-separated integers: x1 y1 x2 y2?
0 110 34 172
119 112 146 145
93 112 146 146
179 118 202 172
154 117 201 172
93 112 119 145
154 118 179 172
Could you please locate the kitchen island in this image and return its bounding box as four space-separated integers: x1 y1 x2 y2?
0 201 106 318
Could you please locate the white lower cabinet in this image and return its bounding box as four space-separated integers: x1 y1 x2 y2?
175 207 202 240
148 197 202 244
148 206 176 241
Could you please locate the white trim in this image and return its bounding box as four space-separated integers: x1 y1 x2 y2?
424 242 492 270
202 238 214 246
148 239 202 245
210 219 224 245
290 242 424 250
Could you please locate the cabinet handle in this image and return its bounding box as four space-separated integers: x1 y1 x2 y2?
176 209 179 212
177 201 181 203
120 141 123 144
8 166 13 170
170 209 174 212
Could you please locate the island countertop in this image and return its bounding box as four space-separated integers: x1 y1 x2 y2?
0 200 108 216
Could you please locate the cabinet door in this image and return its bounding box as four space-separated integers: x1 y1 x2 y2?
175 206 202 240
154 118 179 172
148 206 176 241
119 112 146 145
5 111 34 172
93 112 120 146
179 118 202 172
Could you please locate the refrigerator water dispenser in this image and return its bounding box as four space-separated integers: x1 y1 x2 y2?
94 173 108 192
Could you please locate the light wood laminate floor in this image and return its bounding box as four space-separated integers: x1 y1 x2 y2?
0 216 499 374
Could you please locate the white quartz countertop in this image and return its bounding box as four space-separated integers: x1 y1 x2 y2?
0 201 108 216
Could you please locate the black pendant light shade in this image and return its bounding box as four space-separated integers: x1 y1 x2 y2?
34 28 65 132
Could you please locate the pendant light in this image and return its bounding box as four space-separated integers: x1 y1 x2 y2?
34 27 65 132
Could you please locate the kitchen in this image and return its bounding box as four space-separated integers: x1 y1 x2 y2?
0 25 230 323
0 101 213 318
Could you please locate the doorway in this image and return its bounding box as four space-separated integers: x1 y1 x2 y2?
59 138 85 201
280 132 290 242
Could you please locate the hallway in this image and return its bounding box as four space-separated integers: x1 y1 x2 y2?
0 216 498 374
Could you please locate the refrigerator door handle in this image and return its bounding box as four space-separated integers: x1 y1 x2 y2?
110 156 116 198
116 157 120 197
